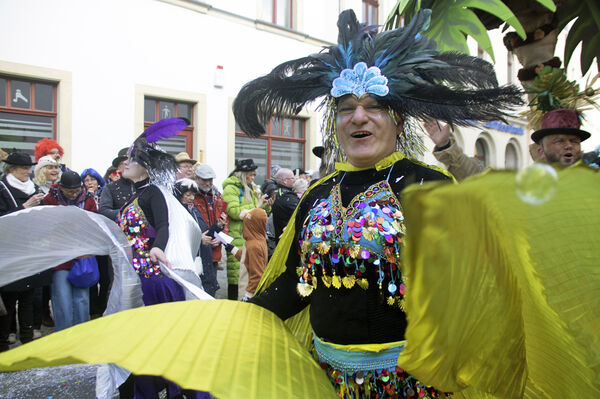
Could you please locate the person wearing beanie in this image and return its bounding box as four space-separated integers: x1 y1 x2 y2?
42 170 97 332
32 155 61 194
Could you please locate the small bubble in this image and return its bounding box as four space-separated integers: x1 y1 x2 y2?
515 163 558 205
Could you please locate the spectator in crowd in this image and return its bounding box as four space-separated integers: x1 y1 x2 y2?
292 178 308 198
98 148 136 222
224 208 268 301
80 168 110 318
271 168 299 242
32 155 61 194
222 159 271 300
0 152 48 351
42 171 97 331
34 138 68 173
292 168 309 183
425 120 485 181
175 178 221 297
532 108 588 166
103 166 120 183
193 164 228 272
260 164 281 198
175 152 196 179
81 168 106 207
31 155 61 332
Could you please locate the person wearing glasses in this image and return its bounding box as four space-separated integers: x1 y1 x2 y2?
271 168 298 243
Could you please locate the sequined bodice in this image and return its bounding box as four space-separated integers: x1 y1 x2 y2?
119 198 161 277
297 179 406 308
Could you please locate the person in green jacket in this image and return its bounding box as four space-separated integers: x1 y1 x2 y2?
222 159 271 300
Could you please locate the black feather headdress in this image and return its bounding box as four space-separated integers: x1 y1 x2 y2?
233 9 523 163
128 117 189 189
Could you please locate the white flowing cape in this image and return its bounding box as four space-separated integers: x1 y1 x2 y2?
0 188 212 398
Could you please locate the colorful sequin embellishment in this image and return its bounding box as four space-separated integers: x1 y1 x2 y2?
119 199 161 278
297 180 407 308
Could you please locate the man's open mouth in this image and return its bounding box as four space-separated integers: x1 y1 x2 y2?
351 131 372 138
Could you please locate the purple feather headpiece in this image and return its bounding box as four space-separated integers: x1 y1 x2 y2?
128 117 189 188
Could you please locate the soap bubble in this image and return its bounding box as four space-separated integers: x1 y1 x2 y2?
515 163 558 205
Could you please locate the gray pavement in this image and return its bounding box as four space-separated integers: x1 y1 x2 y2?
0 265 229 399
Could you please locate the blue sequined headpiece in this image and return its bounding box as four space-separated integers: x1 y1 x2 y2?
331 62 389 98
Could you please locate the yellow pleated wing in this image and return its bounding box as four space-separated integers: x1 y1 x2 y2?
0 300 336 399
399 165 600 398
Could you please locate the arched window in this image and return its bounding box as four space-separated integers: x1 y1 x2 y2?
505 142 519 170
475 138 489 167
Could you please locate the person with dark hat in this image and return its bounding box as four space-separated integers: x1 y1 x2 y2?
0 152 47 351
525 66 598 167
42 170 97 332
531 109 589 166
98 147 136 221
222 158 272 300
0 152 44 216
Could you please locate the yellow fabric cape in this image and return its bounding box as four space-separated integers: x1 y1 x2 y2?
0 300 336 398
398 164 600 398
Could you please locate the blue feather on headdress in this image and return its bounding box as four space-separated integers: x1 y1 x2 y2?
143 117 189 143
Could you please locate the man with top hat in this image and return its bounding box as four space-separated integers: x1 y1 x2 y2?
175 152 196 179
98 147 136 221
531 108 589 167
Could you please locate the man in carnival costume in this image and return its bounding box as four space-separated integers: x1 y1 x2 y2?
233 9 522 398
0 9 531 399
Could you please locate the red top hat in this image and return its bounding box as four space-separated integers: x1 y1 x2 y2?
531 108 590 143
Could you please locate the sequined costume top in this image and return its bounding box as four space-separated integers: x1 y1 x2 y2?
118 179 170 278
251 156 449 345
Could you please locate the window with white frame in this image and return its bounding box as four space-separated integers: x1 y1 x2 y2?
143 97 194 155
235 116 305 186
475 137 489 167
263 0 293 29
0 75 57 158
362 0 378 25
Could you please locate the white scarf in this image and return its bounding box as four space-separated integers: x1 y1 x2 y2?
6 173 36 195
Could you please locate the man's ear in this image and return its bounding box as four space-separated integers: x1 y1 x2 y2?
537 144 546 160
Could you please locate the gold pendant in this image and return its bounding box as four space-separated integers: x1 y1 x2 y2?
357 278 369 290
311 277 318 289
317 241 331 255
398 298 406 311
386 296 395 306
332 275 342 289
297 283 314 297
322 275 332 288
342 275 355 289
296 267 303 277
348 245 360 259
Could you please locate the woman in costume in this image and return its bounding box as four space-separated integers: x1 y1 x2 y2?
117 118 208 399
233 9 522 398
222 159 271 300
